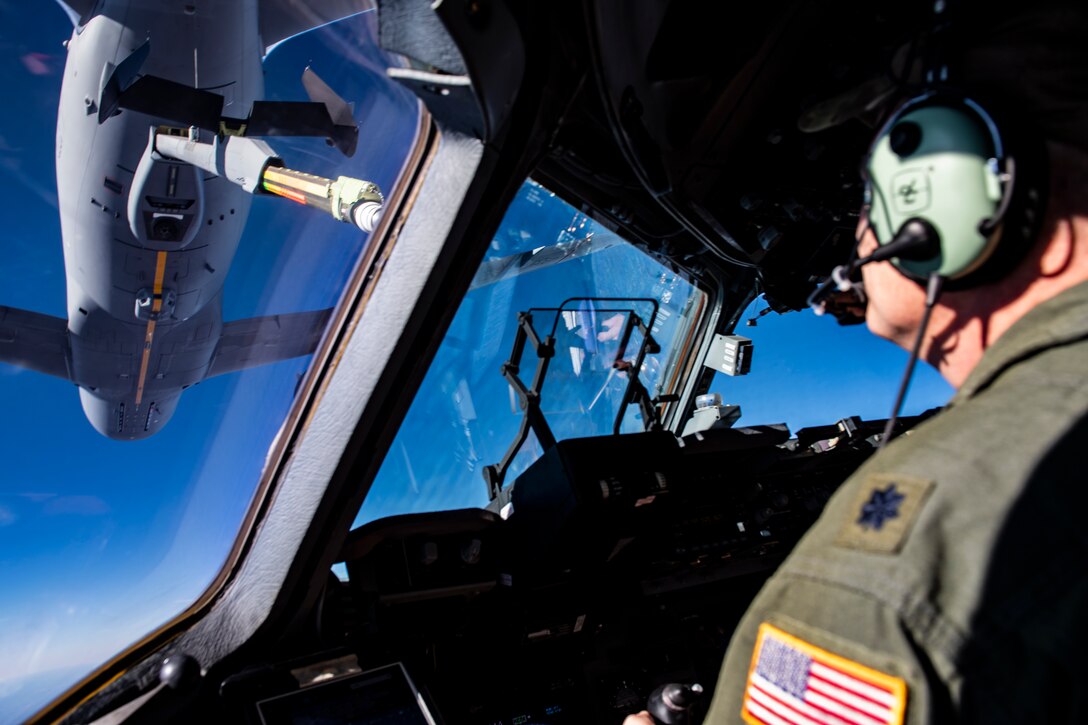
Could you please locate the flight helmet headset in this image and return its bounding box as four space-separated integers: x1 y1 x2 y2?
848 5 1056 448
858 88 1048 448
862 89 1048 289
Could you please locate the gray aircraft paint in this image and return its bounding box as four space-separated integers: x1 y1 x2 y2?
0 0 368 439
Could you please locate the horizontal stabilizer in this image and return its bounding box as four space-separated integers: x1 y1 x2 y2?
0 306 72 381
98 39 152 123
113 74 224 129
111 73 358 156
248 100 358 157
207 308 333 378
302 67 355 126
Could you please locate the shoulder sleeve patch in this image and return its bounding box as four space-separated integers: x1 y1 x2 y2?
834 473 935 554
742 622 907 725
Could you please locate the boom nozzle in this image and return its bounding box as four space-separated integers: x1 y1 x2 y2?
153 131 383 232
261 166 384 232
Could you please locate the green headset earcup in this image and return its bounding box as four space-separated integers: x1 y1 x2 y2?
867 105 1004 280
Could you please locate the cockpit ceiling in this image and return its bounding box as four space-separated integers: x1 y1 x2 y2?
530 0 932 311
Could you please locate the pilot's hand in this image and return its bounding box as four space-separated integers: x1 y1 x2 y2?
623 711 655 725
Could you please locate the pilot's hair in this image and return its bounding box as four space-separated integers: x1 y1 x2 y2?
952 0 1088 230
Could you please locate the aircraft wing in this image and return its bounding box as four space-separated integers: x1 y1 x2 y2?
0 306 72 381
207 308 333 378
259 0 376 55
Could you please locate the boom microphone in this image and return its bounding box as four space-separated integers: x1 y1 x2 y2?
859 218 941 266
808 218 941 314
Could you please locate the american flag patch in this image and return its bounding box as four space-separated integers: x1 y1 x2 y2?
741 623 907 725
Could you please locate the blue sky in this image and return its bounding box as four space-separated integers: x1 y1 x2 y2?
714 301 953 431
0 7 418 721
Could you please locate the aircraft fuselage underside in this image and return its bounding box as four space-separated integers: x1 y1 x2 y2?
56 2 261 437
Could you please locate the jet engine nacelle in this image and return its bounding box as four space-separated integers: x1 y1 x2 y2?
79 388 180 440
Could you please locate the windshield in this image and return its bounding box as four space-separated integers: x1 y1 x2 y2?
354 180 706 527
708 297 954 431
0 7 420 721
351 178 954 532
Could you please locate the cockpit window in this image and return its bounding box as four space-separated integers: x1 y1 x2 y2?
354 180 706 527
708 297 954 431
0 7 419 721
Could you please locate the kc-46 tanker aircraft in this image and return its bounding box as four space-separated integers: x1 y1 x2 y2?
0 0 383 439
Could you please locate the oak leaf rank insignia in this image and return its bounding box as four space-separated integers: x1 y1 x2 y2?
835 473 934 554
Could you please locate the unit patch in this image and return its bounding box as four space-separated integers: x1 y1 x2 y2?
741 623 907 725
834 473 934 554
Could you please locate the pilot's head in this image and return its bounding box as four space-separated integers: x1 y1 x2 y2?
856 0 1088 386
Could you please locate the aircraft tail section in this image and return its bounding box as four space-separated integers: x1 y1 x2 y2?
302 66 355 126
0 306 72 381
207 308 333 378
97 39 151 124
103 66 359 157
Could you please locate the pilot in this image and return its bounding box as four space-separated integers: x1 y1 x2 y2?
627 1 1088 723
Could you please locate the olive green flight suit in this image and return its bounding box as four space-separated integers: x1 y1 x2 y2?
705 280 1088 723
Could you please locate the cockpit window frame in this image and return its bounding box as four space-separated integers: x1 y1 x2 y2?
31 107 443 725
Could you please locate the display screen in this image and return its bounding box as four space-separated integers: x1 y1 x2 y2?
256 663 436 725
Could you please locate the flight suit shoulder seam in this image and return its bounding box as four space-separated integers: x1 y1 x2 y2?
776 564 968 667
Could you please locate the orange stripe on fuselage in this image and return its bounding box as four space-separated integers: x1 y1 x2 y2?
135 251 168 407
